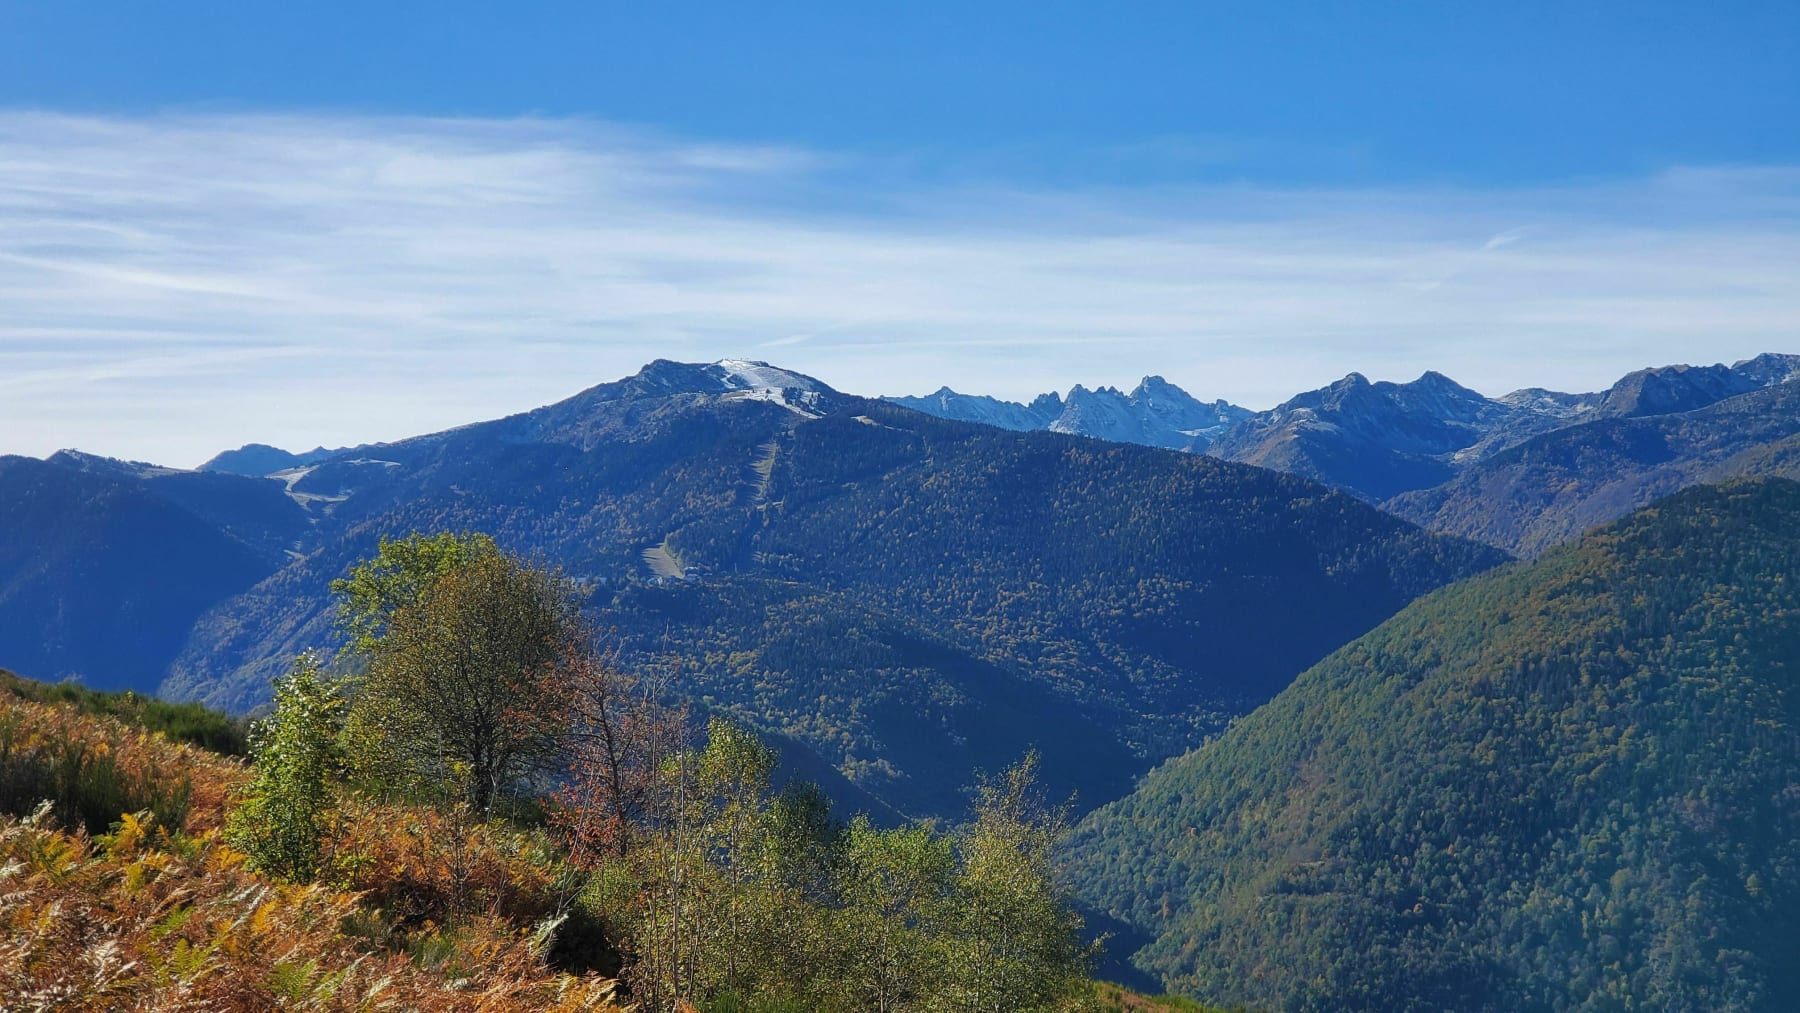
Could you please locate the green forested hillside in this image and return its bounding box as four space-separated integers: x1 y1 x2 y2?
1067 478 1800 1011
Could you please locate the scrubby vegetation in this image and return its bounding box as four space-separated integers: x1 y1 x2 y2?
1068 478 1800 1010
5 532 1113 1010
0 676 240 835
0 677 625 1009
2 668 246 754
0 807 626 1010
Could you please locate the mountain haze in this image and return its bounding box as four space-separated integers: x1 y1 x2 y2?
0 453 299 691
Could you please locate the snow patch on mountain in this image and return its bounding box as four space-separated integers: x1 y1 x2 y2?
721 385 825 418
710 359 826 394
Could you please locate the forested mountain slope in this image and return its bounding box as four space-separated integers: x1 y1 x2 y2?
1067 478 1800 1011
141 360 1502 819
0 454 295 691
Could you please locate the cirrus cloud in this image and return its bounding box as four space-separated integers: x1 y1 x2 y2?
1 110 1796 465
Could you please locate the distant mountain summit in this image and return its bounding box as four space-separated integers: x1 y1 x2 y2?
201 444 338 478
893 353 1800 555
887 376 1250 451
196 360 836 480
1207 370 1514 500
895 354 1800 496
614 358 834 412
1211 354 1800 503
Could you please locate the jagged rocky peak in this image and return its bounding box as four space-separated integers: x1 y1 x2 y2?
886 374 1248 451
1393 370 1499 422
1129 374 1203 410
1050 384 1149 443
1409 369 1480 396
1274 369 1496 421
1277 371 1370 414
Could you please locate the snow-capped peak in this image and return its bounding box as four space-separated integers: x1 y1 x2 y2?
710 359 825 393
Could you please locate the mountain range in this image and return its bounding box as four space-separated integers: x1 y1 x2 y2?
894 353 1800 553
887 376 1251 451
0 359 1501 820
9 352 1800 1007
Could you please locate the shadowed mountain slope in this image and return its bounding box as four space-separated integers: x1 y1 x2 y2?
0 455 291 691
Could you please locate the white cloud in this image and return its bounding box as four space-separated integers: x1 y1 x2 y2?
1 110 1796 466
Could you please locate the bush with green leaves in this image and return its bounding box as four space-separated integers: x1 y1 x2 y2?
225 654 347 879
582 720 1096 1012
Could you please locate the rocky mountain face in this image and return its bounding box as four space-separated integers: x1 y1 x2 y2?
1205 370 1514 501
887 376 1250 452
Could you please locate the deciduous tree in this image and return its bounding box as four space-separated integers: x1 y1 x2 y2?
341 541 584 814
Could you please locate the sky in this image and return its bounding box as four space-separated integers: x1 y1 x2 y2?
2 1 1797 465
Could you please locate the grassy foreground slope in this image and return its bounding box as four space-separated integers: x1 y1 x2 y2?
1068 479 1800 1011
0 671 626 1010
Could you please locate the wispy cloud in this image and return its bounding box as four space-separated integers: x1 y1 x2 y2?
2 110 1797 465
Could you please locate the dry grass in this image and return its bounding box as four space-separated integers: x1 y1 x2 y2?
0 692 628 1012
0 691 245 835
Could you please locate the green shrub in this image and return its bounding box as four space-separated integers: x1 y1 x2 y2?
225 656 347 880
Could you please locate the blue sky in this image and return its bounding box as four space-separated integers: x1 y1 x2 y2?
1 2 1797 463
7 2 1798 184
